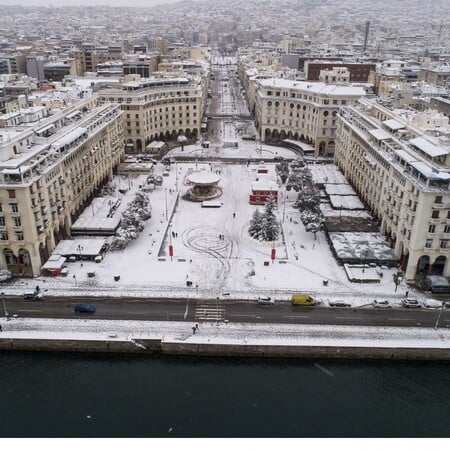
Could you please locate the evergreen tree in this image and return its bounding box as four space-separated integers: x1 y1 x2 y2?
262 195 279 241
249 195 280 242
249 209 264 240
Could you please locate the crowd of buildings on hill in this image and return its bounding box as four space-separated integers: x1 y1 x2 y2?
0 1 450 284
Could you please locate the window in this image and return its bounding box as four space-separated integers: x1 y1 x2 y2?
0 232 8 241
429 225 436 233
445 225 450 234
7 190 15 199
15 232 24 241
0 218 4 226
440 240 449 249
435 195 443 204
425 239 433 248
14 218 21 227
10 203 18 213
432 210 440 219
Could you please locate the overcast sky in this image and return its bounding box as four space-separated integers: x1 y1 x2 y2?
1 0 185 6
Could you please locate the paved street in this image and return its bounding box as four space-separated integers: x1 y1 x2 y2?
3 296 450 329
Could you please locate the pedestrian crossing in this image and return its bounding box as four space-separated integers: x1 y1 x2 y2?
195 303 226 321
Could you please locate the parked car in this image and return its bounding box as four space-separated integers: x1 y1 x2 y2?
74 304 96 314
420 275 450 293
402 298 421 308
23 291 43 300
373 299 391 308
328 300 351 307
423 299 443 309
258 296 275 306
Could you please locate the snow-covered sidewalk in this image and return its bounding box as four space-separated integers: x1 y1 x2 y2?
1 317 450 350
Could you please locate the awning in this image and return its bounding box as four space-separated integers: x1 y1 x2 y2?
383 119 405 131
409 136 448 158
41 254 66 271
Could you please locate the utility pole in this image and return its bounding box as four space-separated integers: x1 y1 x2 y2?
434 301 445 330
1 292 9 321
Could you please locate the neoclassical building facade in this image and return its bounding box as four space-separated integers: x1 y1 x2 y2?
98 76 206 153
335 98 450 282
255 78 366 156
0 99 124 276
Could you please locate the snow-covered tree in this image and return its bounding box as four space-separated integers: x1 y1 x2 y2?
262 195 279 241
301 210 324 240
248 195 280 242
111 191 152 250
248 209 264 240
296 184 320 213
294 170 324 239
276 161 290 184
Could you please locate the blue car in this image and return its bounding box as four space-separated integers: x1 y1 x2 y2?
74 304 96 314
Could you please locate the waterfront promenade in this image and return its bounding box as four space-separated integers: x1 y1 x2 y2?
1 317 450 360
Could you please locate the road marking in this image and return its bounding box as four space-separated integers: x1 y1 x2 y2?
184 301 189 320
18 309 41 312
335 316 361 320
229 314 257 318
195 304 225 321
387 317 414 321
283 315 310 319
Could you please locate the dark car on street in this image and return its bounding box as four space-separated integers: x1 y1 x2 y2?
74 304 96 314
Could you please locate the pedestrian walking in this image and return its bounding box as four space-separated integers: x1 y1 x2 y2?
233 212 236 218
195 323 199 331
405 290 409 298
192 326 196 334
0 325 2 332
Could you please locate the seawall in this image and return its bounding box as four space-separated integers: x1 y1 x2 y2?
1 318 450 361
1 337 450 361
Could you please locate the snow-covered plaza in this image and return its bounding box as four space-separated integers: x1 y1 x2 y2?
5 147 414 307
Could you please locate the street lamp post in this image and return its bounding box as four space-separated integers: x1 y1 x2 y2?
77 244 84 261
165 188 168 221
1 292 9 321
434 301 445 330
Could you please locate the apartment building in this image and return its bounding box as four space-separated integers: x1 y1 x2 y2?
255 78 365 156
419 66 450 88
98 76 205 153
335 98 450 282
0 99 124 277
304 61 376 83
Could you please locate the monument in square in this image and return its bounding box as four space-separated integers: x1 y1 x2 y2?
186 170 222 201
